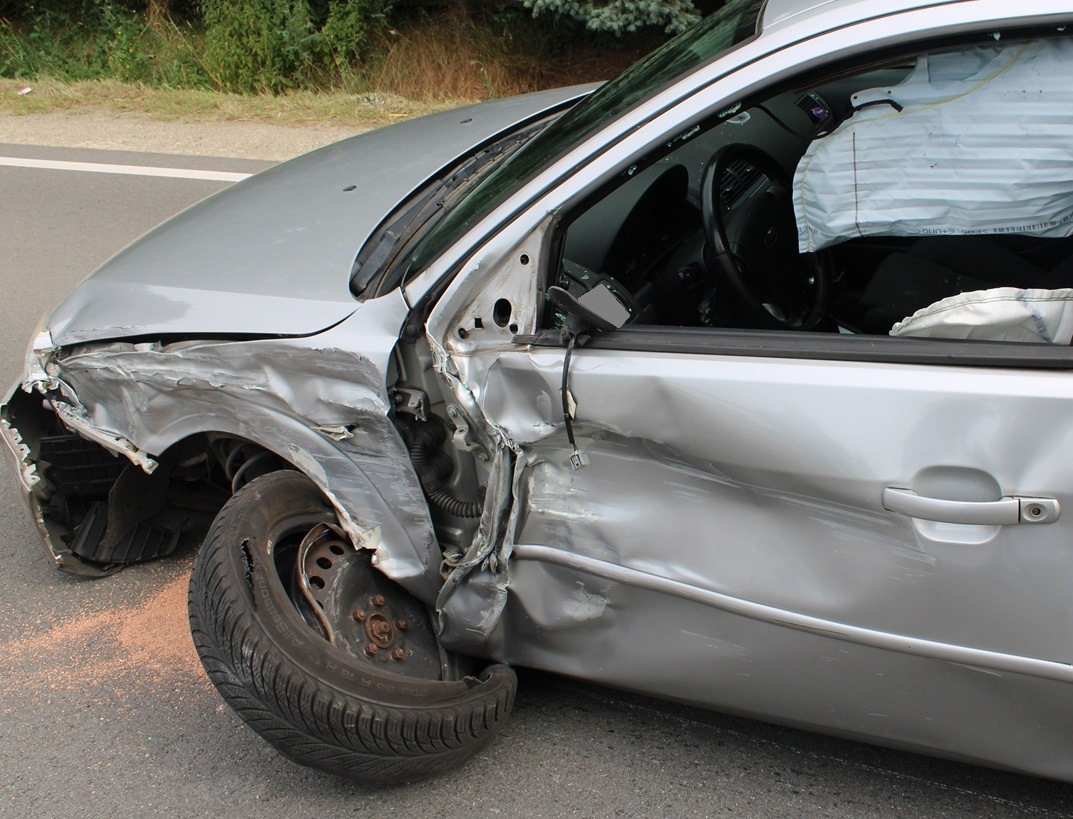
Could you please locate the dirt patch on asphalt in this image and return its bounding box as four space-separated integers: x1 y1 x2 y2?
1 570 207 697
0 110 365 160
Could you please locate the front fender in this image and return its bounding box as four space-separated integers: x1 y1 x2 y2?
5 335 443 600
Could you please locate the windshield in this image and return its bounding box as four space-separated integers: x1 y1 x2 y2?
408 0 765 274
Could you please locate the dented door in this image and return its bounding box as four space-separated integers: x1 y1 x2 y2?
473 339 1073 677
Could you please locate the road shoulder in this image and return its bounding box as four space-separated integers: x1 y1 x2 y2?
0 110 365 161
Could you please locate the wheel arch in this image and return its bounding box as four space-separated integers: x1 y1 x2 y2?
7 343 444 599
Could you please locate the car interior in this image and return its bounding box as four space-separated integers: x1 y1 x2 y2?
549 34 1073 343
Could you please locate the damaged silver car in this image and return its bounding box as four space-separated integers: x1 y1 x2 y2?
7 0 1073 785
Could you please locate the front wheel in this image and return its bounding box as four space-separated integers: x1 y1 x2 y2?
188 470 515 784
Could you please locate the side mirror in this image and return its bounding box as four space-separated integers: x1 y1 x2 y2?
547 282 632 334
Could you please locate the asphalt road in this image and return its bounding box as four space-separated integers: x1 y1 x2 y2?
2 143 1073 818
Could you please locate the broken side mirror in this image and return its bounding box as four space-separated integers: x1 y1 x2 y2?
547 281 633 335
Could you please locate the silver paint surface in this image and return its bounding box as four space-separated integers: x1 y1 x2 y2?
45 86 592 346
471 350 1073 660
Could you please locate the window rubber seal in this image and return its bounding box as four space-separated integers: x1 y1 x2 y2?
514 325 1073 369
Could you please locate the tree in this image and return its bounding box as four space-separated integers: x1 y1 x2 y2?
521 0 702 34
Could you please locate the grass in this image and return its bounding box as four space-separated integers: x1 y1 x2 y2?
367 15 553 102
0 9 652 128
0 77 458 127
363 11 654 102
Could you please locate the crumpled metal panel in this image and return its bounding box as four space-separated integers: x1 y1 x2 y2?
478 348 1073 662
14 295 445 599
497 555 1073 781
420 224 552 645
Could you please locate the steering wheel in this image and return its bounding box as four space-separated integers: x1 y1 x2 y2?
700 143 829 330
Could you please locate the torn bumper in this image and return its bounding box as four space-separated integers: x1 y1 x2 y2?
0 391 38 495
0 381 117 577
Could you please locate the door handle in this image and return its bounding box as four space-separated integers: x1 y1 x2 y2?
882 487 1060 525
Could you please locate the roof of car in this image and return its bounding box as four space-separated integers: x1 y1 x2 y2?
760 0 955 34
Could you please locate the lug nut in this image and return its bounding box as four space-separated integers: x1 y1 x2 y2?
352 609 366 622
395 619 409 631
371 594 385 607
391 648 406 662
364 643 379 656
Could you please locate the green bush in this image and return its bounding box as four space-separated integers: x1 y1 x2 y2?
0 1 209 86
323 0 384 71
201 0 385 93
109 13 211 88
106 7 152 81
203 0 317 93
0 4 109 80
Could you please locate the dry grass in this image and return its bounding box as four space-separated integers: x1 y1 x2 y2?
0 77 456 127
356 9 648 102
364 17 549 102
359 11 649 102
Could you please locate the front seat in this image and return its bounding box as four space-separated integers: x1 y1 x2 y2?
858 235 1073 333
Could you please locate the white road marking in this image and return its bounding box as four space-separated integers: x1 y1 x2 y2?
0 156 252 182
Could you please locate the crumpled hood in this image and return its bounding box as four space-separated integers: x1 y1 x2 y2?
46 86 593 347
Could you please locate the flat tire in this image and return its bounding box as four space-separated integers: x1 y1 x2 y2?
188 470 515 784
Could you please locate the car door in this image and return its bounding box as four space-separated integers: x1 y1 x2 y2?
480 329 1073 674
415 1 1073 774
